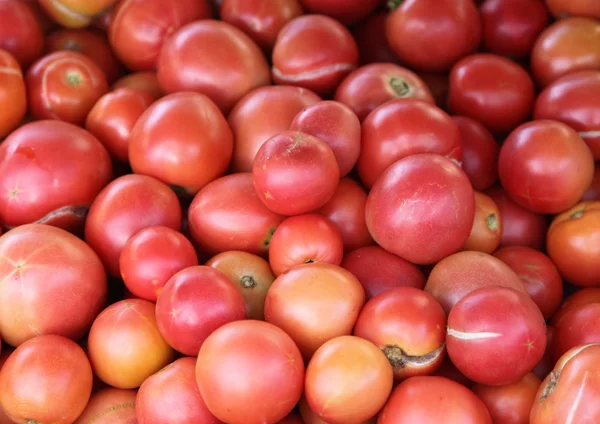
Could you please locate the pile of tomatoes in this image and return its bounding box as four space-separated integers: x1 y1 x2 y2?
0 0 599 423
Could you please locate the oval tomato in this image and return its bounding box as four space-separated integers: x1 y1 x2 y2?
0 50 27 140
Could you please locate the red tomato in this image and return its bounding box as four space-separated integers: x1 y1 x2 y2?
0 50 27 140
534 71 600 160
229 86 321 172
157 20 271 115
433 356 473 388
272 15 359 95
120 226 198 302
137 357 221 424
385 0 482 72
74 388 137 424
583 166 600 201
352 11 401 66
553 302 600 361
84 174 182 276
0 0 44 69
129 92 233 195
196 320 305 424
305 336 393 424
0 120 112 230
448 54 536 134
365 154 475 265
335 64 435 122
112 71 163 100
265 263 365 359
188 173 285 256
463 191 502 254
545 0 600 19
0 335 93 424
109 0 213 71
87 299 175 389
38 0 118 28
498 120 595 214
552 288 600 326
252 131 340 216
299 396 378 424
531 17 600 87
480 0 549 58
298 0 378 25
532 326 555 381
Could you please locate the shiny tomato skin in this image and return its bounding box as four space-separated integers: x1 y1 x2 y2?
188 173 285 256
498 120 595 214
533 71 600 160
157 20 271 115
112 71 163 100
74 388 137 424
552 288 600 326
365 154 475 265
358 99 462 188
196 320 305 424
448 54 536 135
385 0 482 72
545 0 600 19
84 174 182 276
583 166 600 201
0 0 44 69
352 11 401 66
553 303 600 362
334 63 435 122
38 0 118 28
463 191 502 254
0 50 27 140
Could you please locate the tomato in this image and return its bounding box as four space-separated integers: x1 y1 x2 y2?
272 15 359 95
552 288 600 325
452 116 499 191
533 71 600 160
0 0 44 69
547 201 600 287
472 373 541 424
341 246 426 300
220 0 303 52
486 186 548 250
0 120 112 230
424 250 526 315
385 0 481 72
583 166 600 201
480 0 549 58
0 335 92 424
446 287 547 386
264 263 365 359
0 50 27 140
137 357 221 424
335 64 435 122
305 336 393 424
38 0 118 28
112 71 163 100
463 192 502 254
553 302 600 362
74 388 137 424
196 320 304 424
109 0 213 71
129 92 233 196
448 54 536 135
545 0 600 19
188 173 285 256
433 356 473 388
365 154 475 265
206 251 276 320
229 86 321 172
84 174 182 276
88 299 175 389
119 226 198 302
533 326 555 381
300 396 378 424
45 28 122 83
352 11 401 66
157 21 270 115
531 17 600 87
378 376 492 424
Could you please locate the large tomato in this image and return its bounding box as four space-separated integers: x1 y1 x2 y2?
553 302 600 361
0 0 44 69
74 388 137 424
0 50 27 140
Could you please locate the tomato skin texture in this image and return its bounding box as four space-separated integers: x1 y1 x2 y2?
0 50 27 140
0 0 44 69
545 0 600 19
552 288 600 326
463 192 502 254
136 357 221 424
188 173 285 256
452 116 499 191
84 174 182 276
0 120 113 229
365 154 475 265
264 263 365 360
120 226 199 302
359 99 462 188
480 0 549 58
533 71 600 160
196 320 305 424
531 17 600 87
157 20 271 115
298 0 378 26
335 63 435 122
583 166 600 201
112 71 163 100
385 0 482 72
448 54 536 134
272 15 359 96
498 120 595 214
352 11 401 66
75 388 137 424
553 303 600 362
0 335 93 424
378 376 492 424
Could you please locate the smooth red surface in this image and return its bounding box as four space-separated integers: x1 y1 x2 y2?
0 50 27 140
0 0 44 69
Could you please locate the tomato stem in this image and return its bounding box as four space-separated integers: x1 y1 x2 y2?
570 210 584 219
65 71 82 86
486 213 498 231
390 77 411 97
387 0 404 11
241 275 257 289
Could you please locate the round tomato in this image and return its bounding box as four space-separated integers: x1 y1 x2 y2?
545 0 600 19
553 302 600 361
463 191 502 254
0 0 44 69
74 388 137 424
38 0 118 28
112 71 163 100
0 50 27 140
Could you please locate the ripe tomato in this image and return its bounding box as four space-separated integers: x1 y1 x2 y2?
157 20 271 115
553 302 600 361
0 0 44 69
265 263 365 359
583 166 600 201
196 320 304 424
112 71 163 100
352 11 401 66
129 92 233 195
0 335 93 424
38 0 118 28
552 288 600 326
385 0 481 72
545 0 600 19
0 50 27 140
272 15 359 95
463 192 502 254
74 388 137 424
